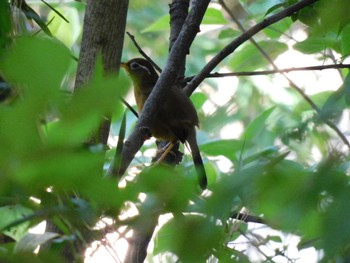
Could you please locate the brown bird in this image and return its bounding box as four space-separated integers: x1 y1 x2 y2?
121 58 207 189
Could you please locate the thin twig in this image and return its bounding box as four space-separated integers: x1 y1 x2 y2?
126 32 162 73
120 97 138 118
184 63 350 82
231 212 265 224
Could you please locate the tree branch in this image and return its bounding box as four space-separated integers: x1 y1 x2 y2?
169 0 189 81
184 0 319 96
185 63 350 81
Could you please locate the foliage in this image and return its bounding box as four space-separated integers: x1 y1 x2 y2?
1 0 350 262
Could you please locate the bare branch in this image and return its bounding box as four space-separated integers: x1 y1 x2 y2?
169 0 189 81
185 63 350 81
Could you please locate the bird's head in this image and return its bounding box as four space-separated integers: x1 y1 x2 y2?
120 58 159 92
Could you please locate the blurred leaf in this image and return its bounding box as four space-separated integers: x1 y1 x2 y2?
244 0 283 17
316 0 350 35
293 91 333 114
137 166 197 212
21 1 53 36
201 139 245 161
242 107 275 140
229 41 288 71
190 92 207 111
264 3 283 16
107 112 126 178
320 84 346 121
202 8 227 25
263 19 292 39
344 73 350 105
323 187 350 257
218 28 240 39
1 36 71 94
154 214 224 261
42 0 69 23
293 36 340 54
242 146 280 166
0 0 11 53
341 25 350 56
142 15 169 33
268 235 282 243
48 6 81 47
14 232 59 253
0 205 32 241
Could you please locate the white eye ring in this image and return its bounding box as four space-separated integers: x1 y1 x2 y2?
130 62 141 70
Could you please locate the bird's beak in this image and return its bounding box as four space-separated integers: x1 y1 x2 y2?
120 62 126 69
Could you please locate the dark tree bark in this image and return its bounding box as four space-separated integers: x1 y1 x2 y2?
75 0 129 145
44 1 129 262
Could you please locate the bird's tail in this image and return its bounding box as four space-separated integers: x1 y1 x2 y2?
187 128 207 190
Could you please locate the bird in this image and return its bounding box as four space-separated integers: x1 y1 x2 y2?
120 58 207 189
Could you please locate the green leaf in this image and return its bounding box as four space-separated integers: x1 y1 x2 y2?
0 205 32 241
264 3 283 16
245 0 283 17
48 6 81 47
1 36 71 92
154 215 224 261
218 28 240 39
293 91 334 114
320 84 346 121
0 0 11 53
242 107 275 140
190 92 207 111
137 166 197 212
201 139 246 161
263 19 292 39
293 37 331 54
202 8 227 25
341 25 350 56
42 0 69 23
14 232 59 253
344 73 350 105
229 41 288 71
268 235 282 243
21 2 53 36
107 112 127 177
242 146 280 165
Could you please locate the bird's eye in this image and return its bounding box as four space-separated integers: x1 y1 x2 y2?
130 62 141 71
